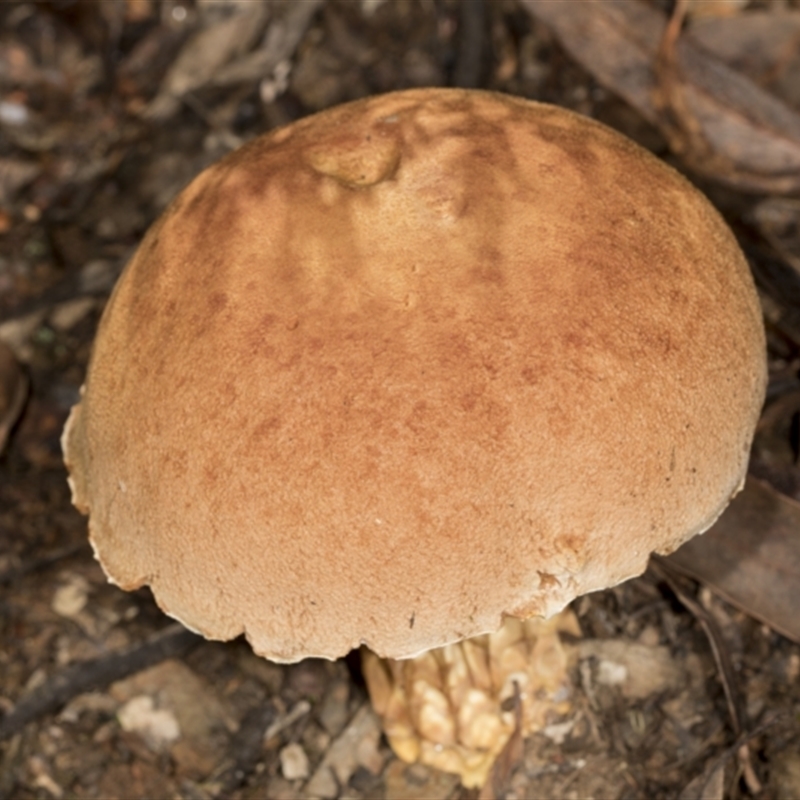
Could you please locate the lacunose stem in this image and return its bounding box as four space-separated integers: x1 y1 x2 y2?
362 610 581 788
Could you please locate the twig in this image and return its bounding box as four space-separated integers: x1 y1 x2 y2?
652 0 744 184
204 701 280 797
650 556 763 794
653 0 700 155
650 556 744 735
682 714 783 799
0 624 200 742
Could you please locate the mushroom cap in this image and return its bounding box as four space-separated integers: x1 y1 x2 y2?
63 88 766 662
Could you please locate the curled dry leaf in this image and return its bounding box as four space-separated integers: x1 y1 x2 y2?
667 477 800 645
522 0 800 193
689 10 800 111
0 339 28 455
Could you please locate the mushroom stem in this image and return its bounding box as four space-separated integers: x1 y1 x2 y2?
362 609 581 788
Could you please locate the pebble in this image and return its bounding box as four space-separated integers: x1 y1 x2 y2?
280 743 310 781
117 695 180 751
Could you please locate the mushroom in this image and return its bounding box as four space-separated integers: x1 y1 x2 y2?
62 88 766 787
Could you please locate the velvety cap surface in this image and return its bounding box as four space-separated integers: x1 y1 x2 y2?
63 88 766 661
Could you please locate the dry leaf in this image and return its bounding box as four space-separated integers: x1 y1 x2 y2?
685 0 749 19
689 10 800 110
679 760 726 800
145 3 271 120
522 0 800 192
210 0 325 89
667 478 800 644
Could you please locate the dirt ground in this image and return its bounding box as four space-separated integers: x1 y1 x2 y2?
2 2 800 799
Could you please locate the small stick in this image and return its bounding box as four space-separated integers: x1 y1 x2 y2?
0 623 200 742
651 556 744 735
650 556 764 794
205 702 281 797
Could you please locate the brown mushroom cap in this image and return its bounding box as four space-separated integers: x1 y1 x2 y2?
62 88 766 662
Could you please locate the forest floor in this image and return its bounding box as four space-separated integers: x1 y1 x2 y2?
2 2 800 798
